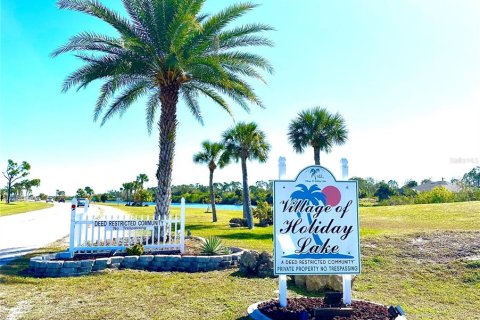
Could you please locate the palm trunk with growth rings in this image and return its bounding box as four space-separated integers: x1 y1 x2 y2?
241 152 254 229
209 167 217 222
155 84 180 221
314 146 320 165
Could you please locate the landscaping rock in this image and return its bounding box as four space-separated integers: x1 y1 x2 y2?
29 247 246 277
239 250 259 274
239 250 273 277
294 275 356 292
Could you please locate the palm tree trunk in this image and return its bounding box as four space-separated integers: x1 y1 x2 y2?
241 154 254 229
314 147 320 165
209 169 217 222
7 181 11 204
155 84 179 221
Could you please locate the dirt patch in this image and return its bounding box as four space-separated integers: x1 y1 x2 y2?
364 231 480 264
6 301 32 320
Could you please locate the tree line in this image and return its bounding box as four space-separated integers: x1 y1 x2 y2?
353 166 480 205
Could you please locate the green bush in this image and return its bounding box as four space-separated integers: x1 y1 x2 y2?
200 236 230 256
133 189 153 203
379 195 415 206
125 243 144 255
454 188 480 202
229 218 248 227
252 201 272 225
415 186 454 204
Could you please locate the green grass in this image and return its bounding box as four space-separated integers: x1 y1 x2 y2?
1 201 479 319
101 204 274 252
0 201 53 217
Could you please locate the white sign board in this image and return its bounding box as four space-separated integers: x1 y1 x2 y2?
94 220 160 231
273 166 361 275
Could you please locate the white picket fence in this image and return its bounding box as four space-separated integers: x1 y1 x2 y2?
68 199 185 257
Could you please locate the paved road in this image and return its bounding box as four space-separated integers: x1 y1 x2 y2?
0 203 124 266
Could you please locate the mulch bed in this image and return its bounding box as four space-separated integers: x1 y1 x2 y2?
258 297 390 320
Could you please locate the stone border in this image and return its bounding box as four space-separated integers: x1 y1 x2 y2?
28 248 244 277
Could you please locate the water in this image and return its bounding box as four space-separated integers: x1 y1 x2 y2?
105 201 243 211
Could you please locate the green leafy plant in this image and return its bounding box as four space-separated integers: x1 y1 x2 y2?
252 201 273 226
200 236 230 256
125 243 144 256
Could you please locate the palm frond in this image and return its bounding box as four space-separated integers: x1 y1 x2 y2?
100 81 149 126
185 82 233 118
181 86 204 125
51 32 123 57
57 0 141 40
145 90 160 134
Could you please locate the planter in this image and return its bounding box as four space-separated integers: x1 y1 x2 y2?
28 247 245 277
248 298 406 320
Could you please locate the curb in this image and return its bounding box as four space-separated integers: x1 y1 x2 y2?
247 301 272 320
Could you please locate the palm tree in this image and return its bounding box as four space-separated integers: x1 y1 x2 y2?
291 184 326 206
136 173 149 189
222 122 270 229
287 107 348 165
53 0 274 220
193 141 225 222
122 182 134 203
290 183 325 245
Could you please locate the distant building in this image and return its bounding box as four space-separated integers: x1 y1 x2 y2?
413 179 461 193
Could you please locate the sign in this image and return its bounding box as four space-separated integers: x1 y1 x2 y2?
94 220 162 231
273 165 360 275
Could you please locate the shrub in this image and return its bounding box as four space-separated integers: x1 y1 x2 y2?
252 201 272 226
415 186 454 204
133 189 153 203
200 236 230 256
454 188 480 202
229 218 248 227
125 243 144 255
378 195 415 206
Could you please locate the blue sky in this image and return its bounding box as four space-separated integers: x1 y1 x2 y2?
1 1 479 196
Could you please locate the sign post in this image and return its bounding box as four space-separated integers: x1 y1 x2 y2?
273 165 360 306
69 198 77 258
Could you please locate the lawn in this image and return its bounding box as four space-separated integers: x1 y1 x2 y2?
0 201 479 319
0 201 53 217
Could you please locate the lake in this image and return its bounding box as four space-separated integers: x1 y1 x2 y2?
105 201 244 211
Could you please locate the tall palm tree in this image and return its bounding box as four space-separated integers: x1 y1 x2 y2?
53 0 273 220
222 122 270 229
287 107 348 165
122 182 134 203
193 141 225 222
136 173 149 189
